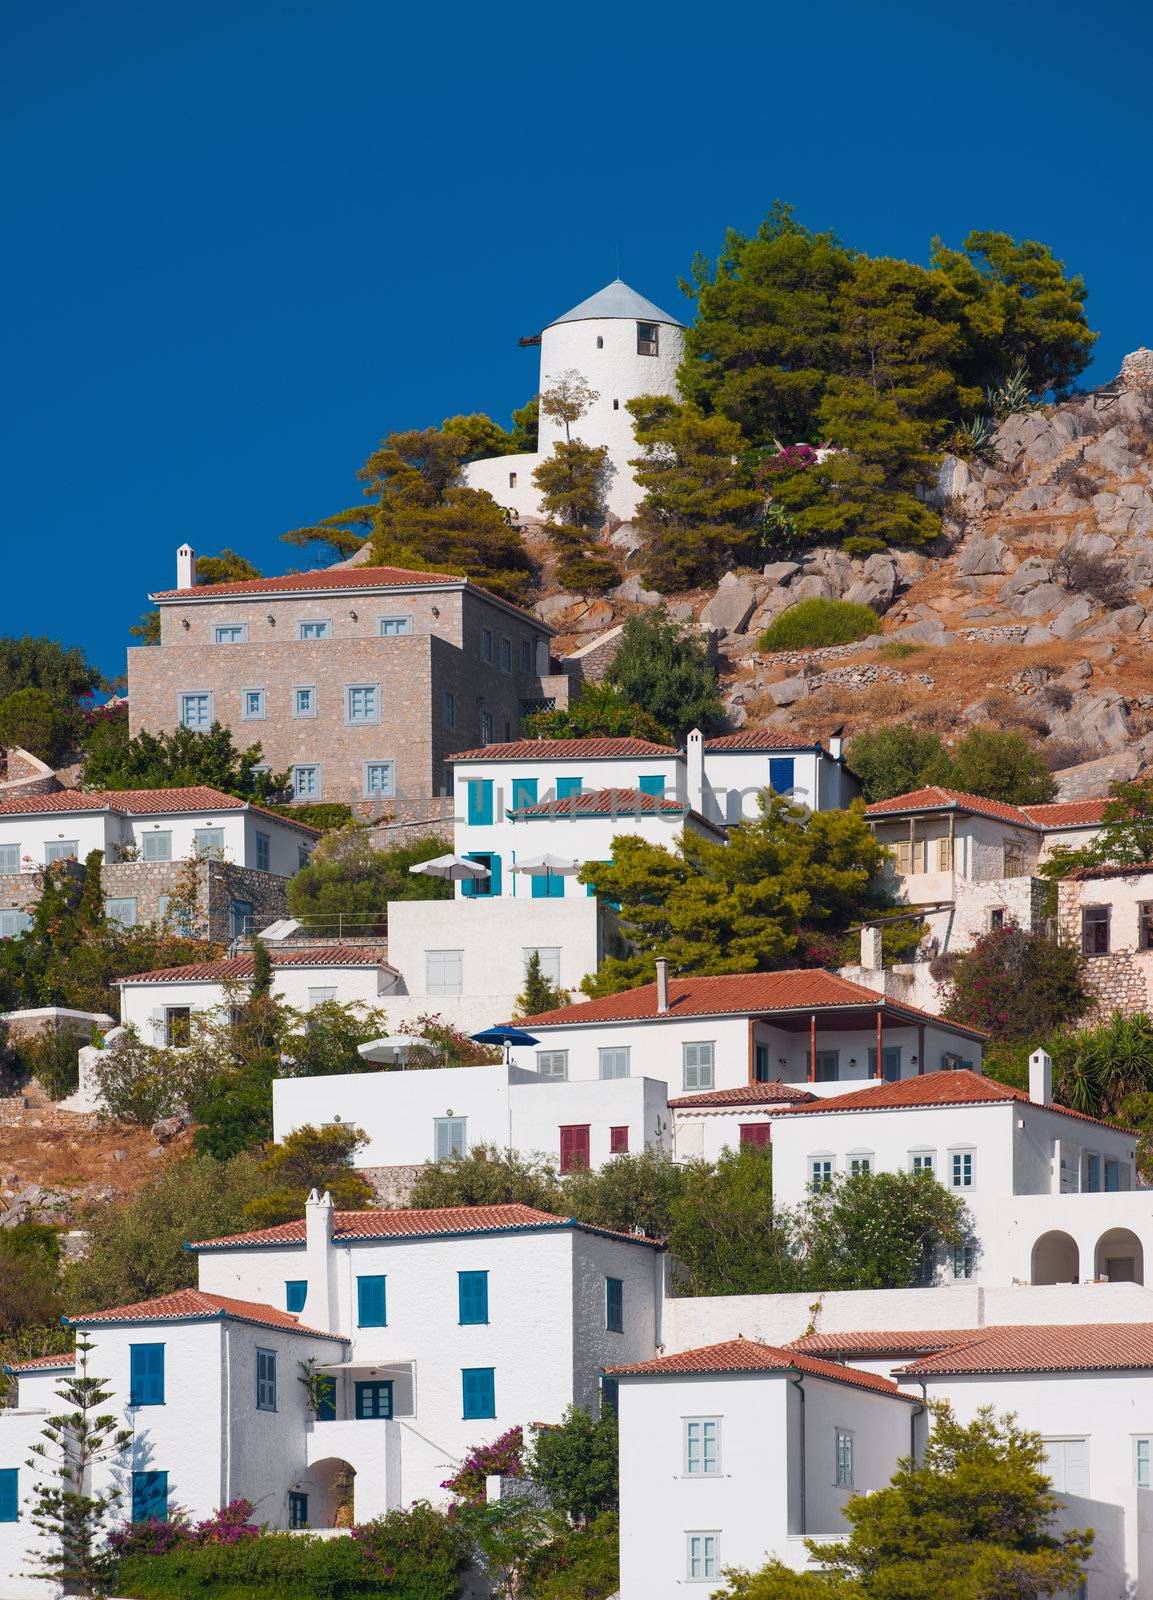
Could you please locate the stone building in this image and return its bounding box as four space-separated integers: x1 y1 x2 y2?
126 550 558 812
1057 865 1153 1017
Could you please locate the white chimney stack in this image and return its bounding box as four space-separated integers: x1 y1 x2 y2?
828 725 844 761
685 728 705 816
305 1188 337 1330
655 957 670 1015
860 925 883 971
177 543 197 590
1028 1049 1053 1107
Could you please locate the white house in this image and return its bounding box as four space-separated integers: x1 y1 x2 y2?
460 278 686 523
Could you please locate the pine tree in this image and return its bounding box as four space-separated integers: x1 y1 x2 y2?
514 951 570 1019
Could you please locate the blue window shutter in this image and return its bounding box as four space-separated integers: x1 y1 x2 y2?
463 852 501 897
488 855 502 895
285 1280 307 1314
130 1344 165 1406
357 1275 387 1327
638 775 665 796
467 780 494 825
458 1270 489 1325
0 1469 17 1522
132 1470 169 1523
532 871 564 899
556 777 582 799
511 778 538 811
768 757 795 794
462 1366 496 1419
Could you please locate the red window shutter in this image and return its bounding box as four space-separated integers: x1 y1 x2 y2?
559 1125 591 1173
609 1125 629 1154
739 1123 771 1147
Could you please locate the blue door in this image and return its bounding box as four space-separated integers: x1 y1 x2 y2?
355 1380 394 1419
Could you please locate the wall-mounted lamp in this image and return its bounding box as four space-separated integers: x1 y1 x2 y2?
267 614 276 626
778 1057 787 1068
349 609 358 621
910 1053 919 1066
431 606 440 618
848 1058 857 1069
181 618 190 630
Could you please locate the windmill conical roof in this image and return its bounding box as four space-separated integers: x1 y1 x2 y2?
547 279 685 329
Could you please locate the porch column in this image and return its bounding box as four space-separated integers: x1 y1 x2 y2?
874 1009 883 1079
908 815 915 871
809 1014 816 1083
947 810 956 874
917 1022 925 1075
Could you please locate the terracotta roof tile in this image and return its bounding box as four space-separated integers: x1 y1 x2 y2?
119 945 391 984
514 786 690 819
865 787 1031 825
776 1067 1133 1134
1021 800 1110 828
606 1337 915 1399
448 737 677 762
0 785 319 834
703 731 822 752
67 1289 343 1340
515 969 988 1039
895 1323 1153 1377
3 1351 76 1373
1062 861 1153 883
788 1329 980 1357
669 1082 817 1109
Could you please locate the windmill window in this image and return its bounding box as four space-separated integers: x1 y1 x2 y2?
637 322 659 356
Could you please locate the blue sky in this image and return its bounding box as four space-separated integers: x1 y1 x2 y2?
3 0 1150 684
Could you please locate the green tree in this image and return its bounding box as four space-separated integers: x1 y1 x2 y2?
0 1224 62 1333
539 370 598 444
667 1144 792 1295
533 441 610 527
846 726 950 802
131 550 262 646
81 720 289 800
514 949 571 1019
605 609 723 742
0 686 81 763
1041 776 1153 878
939 924 1089 1043
528 1405 619 1524
0 635 105 703
286 827 452 935
518 1512 619 1600
563 1147 690 1239
797 1170 969 1291
442 409 528 460
945 727 1056 805
628 396 761 591
549 524 622 596
521 681 672 744
408 1143 565 1211
245 1123 375 1227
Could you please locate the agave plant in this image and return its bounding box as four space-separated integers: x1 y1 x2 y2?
950 413 997 462
986 364 1037 421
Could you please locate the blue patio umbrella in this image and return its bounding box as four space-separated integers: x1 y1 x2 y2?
470 1025 540 1064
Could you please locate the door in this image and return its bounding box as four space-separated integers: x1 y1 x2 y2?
355 1380 394 1419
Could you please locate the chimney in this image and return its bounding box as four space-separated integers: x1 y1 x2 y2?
177 543 197 590
1028 1049 1053 1107
860 925 883 971
685 728 705 816
655 957 670 1014
305 1188 337 1331
827 725 844 761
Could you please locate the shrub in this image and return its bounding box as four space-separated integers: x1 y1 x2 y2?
441 1425 525 1504
0 686 80 764
519 1511 620 1600
528 1406 619 1524
845 726 948 802
13 1022 80 1100
757 598 882 652
90 1029 206 1125
605 610 724 741
939 924 1090 1043
286 830 451 935
946 726 1057 804
1053 548 1131 610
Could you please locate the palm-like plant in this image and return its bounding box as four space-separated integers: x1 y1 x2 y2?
1054 1012 1153 1116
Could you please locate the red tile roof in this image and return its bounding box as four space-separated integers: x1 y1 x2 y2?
606 1337 916 1399
1021 800 1110 828
788 1329 980 1357
1063 861 1153 882
0 785 319 833
513 786 690 818
119 945 391 984
669 1082 817 1109
515 968 988 1038
3 1351 76 1373
703 731 823 752
449 737 677 762
189 1202 663 1252
895 1323 1153 1378
67 1289 343 1340
865 786 1031 825
776 1067 1134 1134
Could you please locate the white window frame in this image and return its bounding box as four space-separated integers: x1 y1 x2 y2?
291 764 322 801
179 690 214 730
810 1154 834 1190
685 1532 718 1583
434 1116 467 1161
948 1147 976 1190
426 949 463 998
193 827 225 858
1084 1152 1102 1192
1135 1435 1152 1489
682 1041 715 1092
378 615 413 637
1041 1436 1089 1496
345 683 381 725
952 1242 976 1280
163 1005 192 1047
44 840 80 863
599 1046 630 1080
242 688 266 720
848 1151 873 1178
292 685 317 719
214 623 248 645
297 619 332 641
141 831 173 862
0 908 32 937
104 896 138 928
909 1148 936 1176
307 987 338 1010
835 1426 854 1488
523 947 562 985
536 1050 569 1080
683 1418 721 1477
363 761 396 799
0 843 19 872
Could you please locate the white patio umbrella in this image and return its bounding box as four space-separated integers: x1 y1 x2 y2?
508 854 581 876
357 1035 428 1064
408 854 491 882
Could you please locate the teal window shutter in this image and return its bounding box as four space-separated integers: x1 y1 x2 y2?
467 780 494 825
556 777 582 798
285 1280 307 1314
638 775 665 796
488 854 502 895
458 1270 489 1325
131 1470 169 1523
511 778 538 811
768 757 795 793
464 852 501 896
357 1274 387 1327
532 871 564 899
129 1344 165 1406
0 1469 17 1522
462 1366 496 1419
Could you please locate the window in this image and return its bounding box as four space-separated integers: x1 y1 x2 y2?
610 1125 629 1153
768 757 795 794
427 949 463 997
740 1122 772 1147
1105 1158 1121 1192
989 907 1006 932
500 637 512 672
435 1116 467 1161
686 1533 718 1582
532 868 565 899
180 692 212 729
1082 905 1110 955
292 764 321 800
520 639 533 673
910 1149 936 1175
0 910 32 938
131 1470 168 1524
142 831 172 862
285 1280 307 1314
1135 1436 1152 1489
355 1380 393 1419
524 945 560 983
462 850 500 898
953 1243 976 1280
379 615 413 636
1002 840 1025 878
1140 904 1153 951
682 1041 715 1092
637 321 660 356
462 1367 496 1420
288 1491 309 1529
754 1043 771 1082
346 684 380 724
835 1427 854 1487
509 471 517 488
810 1156 833 1190
0 1468 16 1522
559 1124 590 1173
214 624 247 644
298 845 311 871
848 1153 872 1177
459 1270 489 1325
293 686 316 719
606 1277 624 1333
814 1050 840 1083
307 987 337 1009
298 620 331 640
1042 1437 1089 1496
467 779 494 825
443 690 456 729
229 898 253 939
164 1006 191 1047
45 840 79 862
612 398 619 409
537 1051 568 1080
596 335 604 349
685 1420 719 1475
637 774 665 798
950 1149 975 1189
357 1275 387 1328
599 1047 630 1080
481 627 494 664
1084 1153 1101 1192
129 1344 165 1406
937 836 954 870
105 897 138 928
0 843 18 872
255 1348 277 1411
867 1046 902 1081
194 826 225 857
242 689 266 719
364 761 396 798
480 711 494 744
255 831 271 872
556 776 583 799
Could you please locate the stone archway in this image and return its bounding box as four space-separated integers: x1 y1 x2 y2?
1031 1231 1080 1285
305 1457 357 1528
1095 1228 1144 1284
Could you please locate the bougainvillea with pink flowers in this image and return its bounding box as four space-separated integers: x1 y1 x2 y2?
440 1425 526 1504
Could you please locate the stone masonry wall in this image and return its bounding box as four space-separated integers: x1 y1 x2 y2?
93 861 288 942
1057 877 1151 1018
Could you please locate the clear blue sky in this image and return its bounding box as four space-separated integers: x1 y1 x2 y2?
3 0 1150 684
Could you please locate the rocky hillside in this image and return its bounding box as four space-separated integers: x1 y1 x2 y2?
540 350 1153 797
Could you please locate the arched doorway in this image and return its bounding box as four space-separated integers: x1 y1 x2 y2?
304 1457 357 1528
1031 1231 1079 1285
1095 1228 1144 1284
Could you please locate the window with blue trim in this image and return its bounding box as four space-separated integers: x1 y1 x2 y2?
256 1348 277 1412
129 1344 165 1407
288 1490 309 1528
606 1277 624 1333
467 779 494 825
132 1470 168 1523
357 1275 387 1327
462 1366 496 1420
768 757 795 794
355 1380 393 1419
556 777 582 798
285 1280 307 1314
511 777 538 811
180 693 211 730
638 775 666 796
462 852 500 897
458 1270 489 1325
0 1469 18 1522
